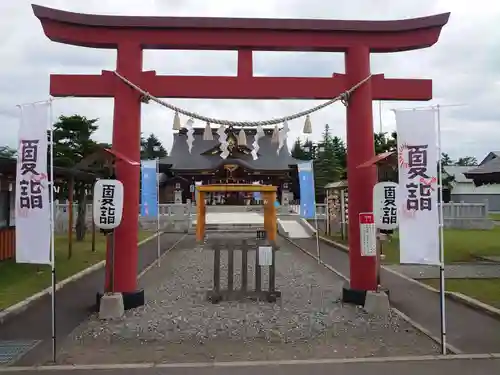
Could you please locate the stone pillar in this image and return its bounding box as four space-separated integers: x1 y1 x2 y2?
281 183 290 214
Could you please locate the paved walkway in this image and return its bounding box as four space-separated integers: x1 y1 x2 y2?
290 238 500 354
0 233 186 366
192 212 264 225
386 264 500 280
1 357 500 374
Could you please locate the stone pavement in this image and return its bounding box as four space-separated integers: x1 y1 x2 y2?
290 238 500 354
0 233 186 366
386 264 500 279
1 356 500 375
55 236 439 365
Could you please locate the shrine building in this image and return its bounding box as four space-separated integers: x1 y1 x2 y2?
158 126 300 205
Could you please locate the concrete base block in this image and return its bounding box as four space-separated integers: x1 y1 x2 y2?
364 291 390 316
99 293 124 320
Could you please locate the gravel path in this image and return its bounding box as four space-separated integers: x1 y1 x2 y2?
57 235 439 364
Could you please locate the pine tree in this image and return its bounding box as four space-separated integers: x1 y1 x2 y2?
291 138 308 160
313 124 342 197
140 133 168 160
302 139 315 160
331 136 347 178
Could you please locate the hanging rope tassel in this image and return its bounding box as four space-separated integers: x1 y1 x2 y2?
271 124 279 143
173 111 181 130
277 120 289 155
251 125 265 160
238 128 247 146
203 122 213 140
217 125 229 159
303 115 312 134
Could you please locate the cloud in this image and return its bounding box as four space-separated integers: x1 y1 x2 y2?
0 0 498 163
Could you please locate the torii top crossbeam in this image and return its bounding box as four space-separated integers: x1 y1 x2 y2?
33 5 449 52
34 5 449 101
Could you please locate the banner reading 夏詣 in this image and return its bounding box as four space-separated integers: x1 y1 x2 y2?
396 109 440 265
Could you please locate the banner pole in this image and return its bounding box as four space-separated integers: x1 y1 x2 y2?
156 157 161 267
110 230 115 293
340 189 346 240
436 104 447 355
48 99 57 363
325 189 330 236
311 161 320 262
314 208 320 263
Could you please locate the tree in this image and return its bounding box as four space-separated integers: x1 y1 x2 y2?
290 138 309 161
374 131 397 154
331 136 347 178
456 156 478 166
52 115 101 245
0 146 16 158
314 124 342 196
302 139 315 160
440 153 454 166
140 133 167 160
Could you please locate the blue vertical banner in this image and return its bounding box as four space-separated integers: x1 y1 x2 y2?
252 181 262 201
297 161 316 219
140 160 158 217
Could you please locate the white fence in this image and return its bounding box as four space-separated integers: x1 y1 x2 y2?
53 203 195 234
312 202 492 230
53 200 492 234
312 202 489 220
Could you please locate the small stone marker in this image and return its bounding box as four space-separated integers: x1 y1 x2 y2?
364 291 390 316
99 293 124 320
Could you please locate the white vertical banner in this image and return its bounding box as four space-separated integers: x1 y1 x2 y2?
396 109 440 265
16 103 51 264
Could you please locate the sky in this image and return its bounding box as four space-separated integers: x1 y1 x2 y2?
0 0 499 163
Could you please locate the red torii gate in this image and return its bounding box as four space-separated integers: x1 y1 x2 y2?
33 4 449 307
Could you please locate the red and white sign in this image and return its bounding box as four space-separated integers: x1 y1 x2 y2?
359 212 376 257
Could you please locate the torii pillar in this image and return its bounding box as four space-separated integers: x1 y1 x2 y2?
33 4 449 308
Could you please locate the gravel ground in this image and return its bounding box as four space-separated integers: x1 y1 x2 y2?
57 235 439 364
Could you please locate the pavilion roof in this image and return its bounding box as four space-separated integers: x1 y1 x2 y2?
463 158 500 187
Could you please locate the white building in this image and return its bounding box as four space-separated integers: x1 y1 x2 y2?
444 152 500 211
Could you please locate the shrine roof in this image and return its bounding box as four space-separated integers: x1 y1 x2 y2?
32 5 449 34
160 128 299 171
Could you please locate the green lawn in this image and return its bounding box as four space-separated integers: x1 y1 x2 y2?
325 226 500 264
489 213 500 221
424 279 500 309
0 230 153 310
